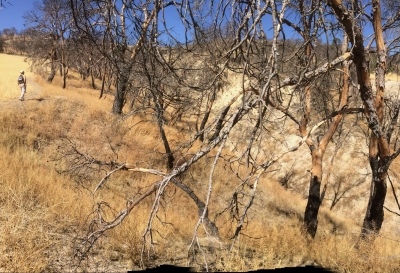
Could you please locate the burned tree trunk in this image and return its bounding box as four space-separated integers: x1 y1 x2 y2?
328 0 391 237
304 149 324 237
91 68 96 89
62 64 68 89
361 0 389 237
153 88 175 170
47 49 58 83
199 88 216 142
156 114 175 170
303 33 350 238
99 72 106 99
361 158 388 236
112 61 133 115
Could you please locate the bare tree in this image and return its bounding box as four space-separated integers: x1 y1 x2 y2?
255 0 361 238
24 0 73 88
328 0 400 238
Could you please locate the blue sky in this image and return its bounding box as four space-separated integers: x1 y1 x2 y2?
0 1 33 31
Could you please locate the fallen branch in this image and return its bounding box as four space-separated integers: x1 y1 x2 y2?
75 182 159 260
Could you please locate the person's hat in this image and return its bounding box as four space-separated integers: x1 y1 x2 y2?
20 70 24 74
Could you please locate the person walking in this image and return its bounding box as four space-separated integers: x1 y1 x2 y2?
18 70 27 101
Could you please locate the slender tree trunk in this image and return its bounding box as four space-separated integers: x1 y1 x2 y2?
99 70 106 99
209 106 230 142
91 68 96 89
60 37 67 89
157 116 174 170
329 0 393 239
47 49 57 83
304 149 324 237
301 35 318 236
111 7 157 115
199 88 216 142
62 64 68 89
47 65 56 83
154 97 174 170
303 34 349 237
361 158 388 237
112 78 127 115
361 0 389 238
149 82 175 169
112 62 133 115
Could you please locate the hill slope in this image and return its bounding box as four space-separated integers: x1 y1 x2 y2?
1 54 400 272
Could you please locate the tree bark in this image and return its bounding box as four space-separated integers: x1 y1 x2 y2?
91 68 96 89
47 66 56 83
62 64 68 89
157 116 174 170
303 34 350 238
150 84 174 170
100 71 106 99
304 149 323 237
361 0 389 237
199 88 216 142
47 49 57 83
361 157 388 237
112 62 133 115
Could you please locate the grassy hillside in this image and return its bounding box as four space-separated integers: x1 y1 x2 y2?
0 54 400 272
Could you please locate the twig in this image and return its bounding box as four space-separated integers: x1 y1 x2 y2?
229 172 262 253
93 164 126 193
384 206 400 217
387 173 400 211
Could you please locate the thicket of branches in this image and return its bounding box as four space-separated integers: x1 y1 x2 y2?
3 0 400 269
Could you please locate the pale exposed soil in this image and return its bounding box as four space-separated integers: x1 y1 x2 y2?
211 74 400 237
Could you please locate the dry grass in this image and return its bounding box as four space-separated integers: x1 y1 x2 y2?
0 54 31 100
1 53 400 272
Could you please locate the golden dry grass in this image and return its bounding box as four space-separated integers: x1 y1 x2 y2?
1 53 400 272
0 54 31 100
